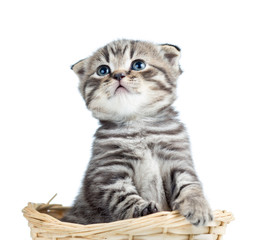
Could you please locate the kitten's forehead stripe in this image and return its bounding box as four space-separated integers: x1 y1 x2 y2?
102 46 110 63
109 43 124 57
115 46 122 56
122 45 128 55
130 41 136 59
110 46 116 56
96 56 102 62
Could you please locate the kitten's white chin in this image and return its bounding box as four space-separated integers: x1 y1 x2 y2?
90 91 148 121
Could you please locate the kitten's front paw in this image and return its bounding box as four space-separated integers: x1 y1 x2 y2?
174 197 213 226
133 201 158 218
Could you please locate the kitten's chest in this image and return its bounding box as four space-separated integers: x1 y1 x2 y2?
131 138 169 210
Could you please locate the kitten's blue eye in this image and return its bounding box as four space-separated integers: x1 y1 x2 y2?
97 65 110 76
131 60 146 71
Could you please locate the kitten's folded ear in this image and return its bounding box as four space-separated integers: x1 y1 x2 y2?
71 58 87 79
159 44 181 68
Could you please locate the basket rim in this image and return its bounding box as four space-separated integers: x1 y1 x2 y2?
22 201 234 236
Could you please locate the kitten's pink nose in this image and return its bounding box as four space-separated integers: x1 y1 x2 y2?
113 72 126 81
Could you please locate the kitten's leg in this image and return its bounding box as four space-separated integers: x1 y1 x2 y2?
165 167 213 226
84 163 159 221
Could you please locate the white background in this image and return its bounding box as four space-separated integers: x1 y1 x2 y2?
0 1 256 239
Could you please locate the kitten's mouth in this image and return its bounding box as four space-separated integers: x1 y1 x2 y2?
114 84 129 94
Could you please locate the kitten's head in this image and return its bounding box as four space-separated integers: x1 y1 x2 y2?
72 39 182 122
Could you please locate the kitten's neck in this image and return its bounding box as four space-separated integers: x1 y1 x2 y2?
99 106 178 128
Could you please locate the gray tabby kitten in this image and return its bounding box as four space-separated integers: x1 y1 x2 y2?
62 39 213 226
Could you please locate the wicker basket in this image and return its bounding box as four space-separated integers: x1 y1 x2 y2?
22 197 234 240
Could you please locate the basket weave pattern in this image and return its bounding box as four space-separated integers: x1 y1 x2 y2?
23 201 234 240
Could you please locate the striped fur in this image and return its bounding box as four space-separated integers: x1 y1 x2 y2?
62 40 212 226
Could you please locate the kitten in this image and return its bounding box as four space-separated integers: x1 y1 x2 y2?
61 39 213 226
